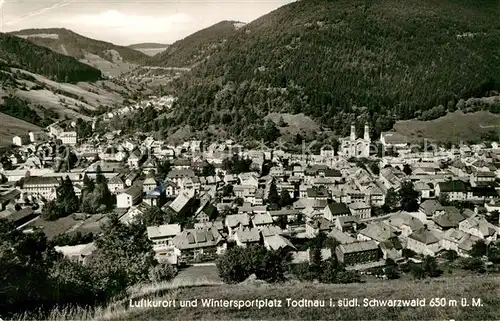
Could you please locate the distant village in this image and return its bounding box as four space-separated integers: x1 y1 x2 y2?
1 120 500 273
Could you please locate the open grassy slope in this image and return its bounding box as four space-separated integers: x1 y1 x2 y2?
0 112 41 146
393 110 500 143
166 0 500 139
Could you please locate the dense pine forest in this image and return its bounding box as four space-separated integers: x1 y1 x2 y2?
148 20 242 68
0 33 102 83
160 0 500 140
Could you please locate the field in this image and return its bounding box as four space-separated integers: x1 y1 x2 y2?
120 275 500 321
0 112 41 146
393 111 500 143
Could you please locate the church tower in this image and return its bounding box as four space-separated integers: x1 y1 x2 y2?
364 122 370 142
350 123 356 141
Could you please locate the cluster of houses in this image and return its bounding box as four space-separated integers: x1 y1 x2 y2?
103 95 177 120
1 124 500 270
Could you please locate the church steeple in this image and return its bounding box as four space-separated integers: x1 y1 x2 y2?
364 122 370 141
350 123 356 141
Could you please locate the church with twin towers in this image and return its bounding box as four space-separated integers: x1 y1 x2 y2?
339 122 371 158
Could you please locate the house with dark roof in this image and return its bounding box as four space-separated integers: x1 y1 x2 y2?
172 227 225 263
335 240 380 266
435 180 472 202
116 185 143 208
432 207 466 230
23 176 60 201
323 202 351 221
419 199 444 219
306 217 335 236
406 228 441 256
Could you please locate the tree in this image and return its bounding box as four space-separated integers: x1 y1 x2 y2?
470 240 488 258
95 165 107 185
56 176 79 214
42 200 64 221
422 255 442 277
403 164 412 175
384 265 400 279
267 181 280 207
382 188 399 212
216 246 253 284
276 215 288 229
398 182 419 212
201 162 216 177
279 190 293 208
142 206 170 226
86 217 156 295
0 220 58 316
148 263 177 282
82 174 95 193
222 184 233 197
216 246 289 284
156 161 172 181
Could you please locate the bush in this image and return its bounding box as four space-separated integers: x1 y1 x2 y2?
384 266 400 280
216 247 258 284
458 257 485 273
290 262 315 281
149 263 177 282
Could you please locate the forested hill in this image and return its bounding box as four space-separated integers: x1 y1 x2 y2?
0 33 102 83
10 28 148 65
164 0 500 140
148 20 245 68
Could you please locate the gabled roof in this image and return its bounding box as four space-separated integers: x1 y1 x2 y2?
235 227 260 243
225 214 250 228
408 228 440 245
325 202 351 216
147 224 182 239
432 207 466 228
251 213 273 225
260 225 283 237
328 228 357 244
438 180 470 193
24 176 60 186
264 235 296 251
169 192 193 213
337 240 379 254
109 175 124 185
173 227 222 250
419 200 444 216
358 222 397 242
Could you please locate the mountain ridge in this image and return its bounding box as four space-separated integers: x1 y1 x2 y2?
163 0 500 141
10 28 149 76
148 20 246 68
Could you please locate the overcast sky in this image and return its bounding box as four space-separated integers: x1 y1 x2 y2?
0 0 294 45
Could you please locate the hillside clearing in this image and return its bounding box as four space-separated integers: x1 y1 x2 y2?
393 111 500 143
265 113 321 137
0 112 41 146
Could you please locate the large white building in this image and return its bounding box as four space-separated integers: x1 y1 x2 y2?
339 123 371 158
59 131 77 146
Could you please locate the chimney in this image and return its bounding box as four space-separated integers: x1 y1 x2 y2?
350 123 356 141
364 122 370 141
